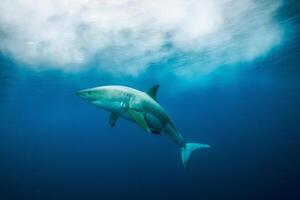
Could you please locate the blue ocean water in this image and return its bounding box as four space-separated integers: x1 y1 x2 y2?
1 3 300 200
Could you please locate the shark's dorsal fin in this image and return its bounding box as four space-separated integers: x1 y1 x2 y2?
109 112 119 127
146 85 159 101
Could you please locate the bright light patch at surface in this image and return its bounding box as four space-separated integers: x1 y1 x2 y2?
0 0 284 76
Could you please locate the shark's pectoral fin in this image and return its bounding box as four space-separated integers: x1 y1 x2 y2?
109 112 119 127
127 109 150 133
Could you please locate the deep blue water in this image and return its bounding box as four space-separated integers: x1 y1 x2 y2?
1 4 300 200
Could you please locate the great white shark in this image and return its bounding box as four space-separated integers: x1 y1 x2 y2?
77 85 210 167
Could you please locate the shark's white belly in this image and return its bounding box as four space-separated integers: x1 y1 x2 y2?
119 111 163 131
119 111 132 121
92 92 174 135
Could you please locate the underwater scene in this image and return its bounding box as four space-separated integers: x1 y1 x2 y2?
0 0 299 199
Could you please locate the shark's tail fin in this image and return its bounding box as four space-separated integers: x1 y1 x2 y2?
181 143 210 168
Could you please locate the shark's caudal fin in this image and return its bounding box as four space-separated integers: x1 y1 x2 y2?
181 143 210 168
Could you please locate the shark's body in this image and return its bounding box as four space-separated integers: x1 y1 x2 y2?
77 85 210 167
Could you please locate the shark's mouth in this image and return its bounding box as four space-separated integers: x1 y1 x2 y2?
89 98 111 106
89 99 101 104
89 98 98 102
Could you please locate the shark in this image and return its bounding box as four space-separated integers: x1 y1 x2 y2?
76 85 210 167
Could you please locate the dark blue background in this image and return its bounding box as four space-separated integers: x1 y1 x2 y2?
1 2 300 200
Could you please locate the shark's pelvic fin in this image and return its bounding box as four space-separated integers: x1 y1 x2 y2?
146 85 160 101
181 143 210 168
109 112 119 127
127 109 151 133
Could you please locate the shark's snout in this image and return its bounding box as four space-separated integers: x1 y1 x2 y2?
76 90 85 97
76 89 91 99
76 89 99 101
